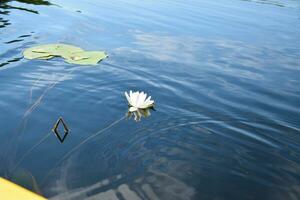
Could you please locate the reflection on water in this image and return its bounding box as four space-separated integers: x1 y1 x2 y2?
126 108 153 122
241 0 300 8
0 0 52 24
11 169 42 194
242 0 285 7
0 0 300 199
0 0 52 68
0 3 38 15
11 0 51 5
50 170 195 200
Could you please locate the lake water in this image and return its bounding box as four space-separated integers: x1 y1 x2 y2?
1 0 300 199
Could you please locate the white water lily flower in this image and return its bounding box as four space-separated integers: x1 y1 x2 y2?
125 90 155 121
125 90 154 112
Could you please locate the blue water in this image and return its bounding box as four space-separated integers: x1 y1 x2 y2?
1 0 300 199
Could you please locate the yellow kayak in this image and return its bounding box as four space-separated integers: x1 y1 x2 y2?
0 177 47 200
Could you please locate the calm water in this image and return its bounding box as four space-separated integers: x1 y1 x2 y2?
1 0 300 199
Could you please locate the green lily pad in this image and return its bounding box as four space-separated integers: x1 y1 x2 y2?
37 55 55 60
23 47 52 59
65 51 108 65
23 44 84 60
23 43 107 65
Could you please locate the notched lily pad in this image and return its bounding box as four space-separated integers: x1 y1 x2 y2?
23 44 107 65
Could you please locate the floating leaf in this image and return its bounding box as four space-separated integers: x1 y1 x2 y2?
65 51 108 65
23 44 107 65
50 44 83 58
35 55 55 60
23 48 52 59
23 44 83 59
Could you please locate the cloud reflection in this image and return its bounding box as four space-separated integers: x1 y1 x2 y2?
115 31 300 81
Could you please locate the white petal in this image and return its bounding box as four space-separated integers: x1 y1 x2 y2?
132 93 137 104
135 92 141 106
132 92 139 107
144 96 154 105
147 100 154 105
129 106 138 112
125 91 131 105
137 92 147 107
140 103 151 109
145 96 151 102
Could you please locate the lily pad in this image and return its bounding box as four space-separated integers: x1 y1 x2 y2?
23 47 52 59
23 43 107 65
65 51 108 65
23 44 83 59
35 55 55 60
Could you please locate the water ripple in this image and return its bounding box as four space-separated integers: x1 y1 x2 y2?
0 0 300 199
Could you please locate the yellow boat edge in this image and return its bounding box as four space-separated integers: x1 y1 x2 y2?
0 177 47 200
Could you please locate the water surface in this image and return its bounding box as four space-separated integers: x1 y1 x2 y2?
0 0 300 199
